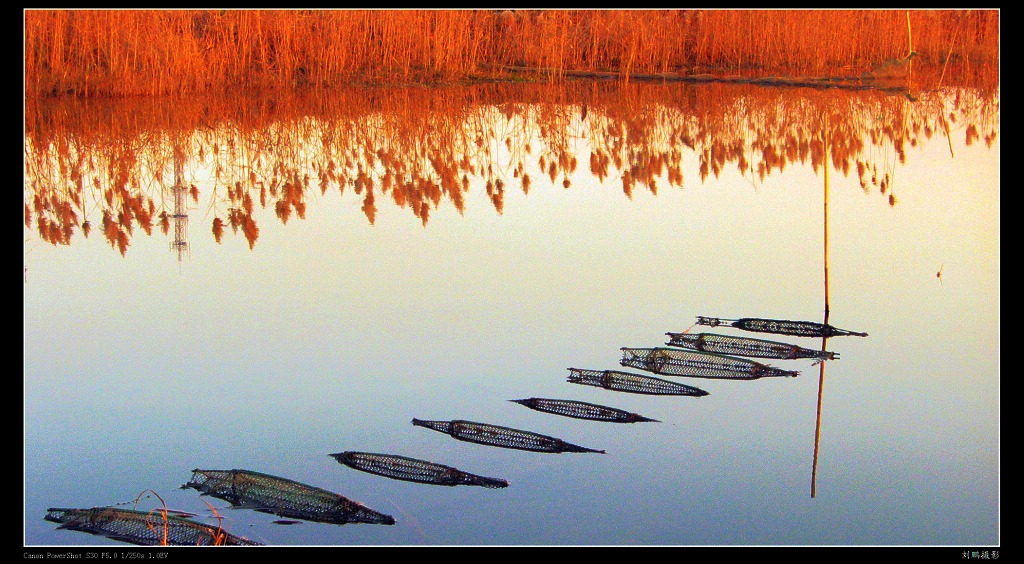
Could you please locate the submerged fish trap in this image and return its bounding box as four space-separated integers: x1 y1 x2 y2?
696 316 868 338
331 451 509 488
666 331 838 360
567 368 709 396
511 397 659 423
620 347 799 379
182 468 395 526
412 418 605 454
44 506 263 546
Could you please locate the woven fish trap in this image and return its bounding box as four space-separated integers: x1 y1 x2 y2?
696 316 868 338
412 418 605 453
182 469 395 525
620 347 799 379
666 332 838 360
44 507 262 546
511 397 658 423
567 368 709 396
331 451 509 488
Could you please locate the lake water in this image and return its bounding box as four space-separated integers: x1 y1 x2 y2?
24 78 999 546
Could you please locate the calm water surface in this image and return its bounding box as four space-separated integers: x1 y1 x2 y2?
24 79 999 546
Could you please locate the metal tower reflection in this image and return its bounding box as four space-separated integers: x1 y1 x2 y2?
169 145 190 262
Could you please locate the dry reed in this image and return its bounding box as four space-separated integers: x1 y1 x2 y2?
25 10 998 97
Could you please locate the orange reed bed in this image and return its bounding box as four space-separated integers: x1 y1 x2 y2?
25 10 998 97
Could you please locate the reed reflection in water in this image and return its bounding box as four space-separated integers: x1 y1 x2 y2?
24 78 998 545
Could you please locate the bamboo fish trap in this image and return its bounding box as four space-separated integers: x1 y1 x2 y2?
696 316 868 338
412 418 606 454
511 397 659 423
620 347 799 379
567 368 709 396
330 451 509 488
666 332 838 361
182 469 395 526
44 507 263 546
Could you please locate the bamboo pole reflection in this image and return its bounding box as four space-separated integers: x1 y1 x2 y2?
811 127 831 499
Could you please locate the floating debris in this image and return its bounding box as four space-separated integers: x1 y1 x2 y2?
666 332 838 361
511 397 659 423
162 509 199 518
182 469 395 526
44 506 263 546
330 451 509 488
696 316 868 337
620 347 799 379
412 418 605 454
567 368 709 396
